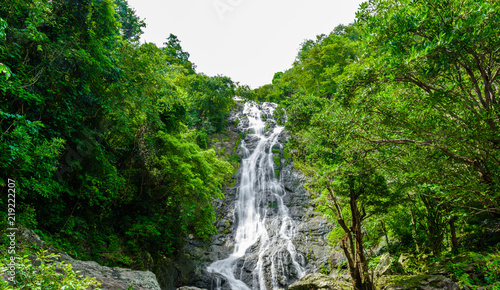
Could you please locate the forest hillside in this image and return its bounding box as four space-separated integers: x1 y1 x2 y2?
1 0 499 289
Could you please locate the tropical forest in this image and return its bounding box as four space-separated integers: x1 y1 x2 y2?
0 0 499 289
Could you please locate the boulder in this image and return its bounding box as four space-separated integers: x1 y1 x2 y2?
375 253 404 276
62 258 160 290
15 228 161 290
289 273 343 290
376 275 461 290
398 253 413 272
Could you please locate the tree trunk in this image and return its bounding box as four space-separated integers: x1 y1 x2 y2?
409 207 420 253
327 182 374 290
349 179 374 290
380 220 391 253
449 216 458 253
420 195 444 255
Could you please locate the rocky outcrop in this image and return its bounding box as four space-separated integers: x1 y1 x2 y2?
15 227 161 290
289 273 344 290
290 272 464 290
375 253 405 276
168 101 334 289
60 256 160 290
376 275 461 290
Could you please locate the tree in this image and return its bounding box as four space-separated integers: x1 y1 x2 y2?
283 94 397 289
348 0 500 215
0 0 236 269
163 34 195 73
114 0 145 42
181 73 236 133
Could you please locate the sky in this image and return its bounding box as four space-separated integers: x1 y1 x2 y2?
126 0 365 89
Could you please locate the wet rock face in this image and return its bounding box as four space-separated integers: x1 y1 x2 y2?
171 101 333 289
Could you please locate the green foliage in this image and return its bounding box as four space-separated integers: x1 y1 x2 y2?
0 250 101 289
273 156 281 168
114 0 145 42
368 256 381 271
181 73 236 134
446 253 500 288
319 262 331 275
246 1 500 287
0 0 236 271
163 34 194 73
228 153 241 166
269 1 500 276
282 146 292 165
264 122 270 133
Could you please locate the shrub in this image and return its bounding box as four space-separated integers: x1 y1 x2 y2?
0 250 101 289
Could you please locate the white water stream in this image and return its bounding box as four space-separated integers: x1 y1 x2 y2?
207 102 305 290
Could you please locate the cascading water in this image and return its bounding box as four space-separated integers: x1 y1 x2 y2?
207 101 306 290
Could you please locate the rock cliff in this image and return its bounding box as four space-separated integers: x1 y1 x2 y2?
166 101 333 289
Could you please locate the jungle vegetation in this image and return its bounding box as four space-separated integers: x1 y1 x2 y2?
1 0 499 289
252 0 500 288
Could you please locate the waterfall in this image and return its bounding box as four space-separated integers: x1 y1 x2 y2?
207 101 305 290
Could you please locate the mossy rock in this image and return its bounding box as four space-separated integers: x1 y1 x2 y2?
289 273 345 290
376 274 461 290
375 253 405 276
273 155 281 167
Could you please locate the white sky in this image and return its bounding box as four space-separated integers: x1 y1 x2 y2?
126 0 365 89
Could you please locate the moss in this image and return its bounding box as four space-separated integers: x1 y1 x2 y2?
385 275 434 288
233 139 241 154
283 146 291 160
272 148 280 154
274 169 280 179
273 156 281 167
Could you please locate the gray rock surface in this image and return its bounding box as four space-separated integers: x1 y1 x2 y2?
375 252 404 276
289 273 343 290
15 227 160 290
170 102 335 289
61 257 160 290
376 275 461 290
